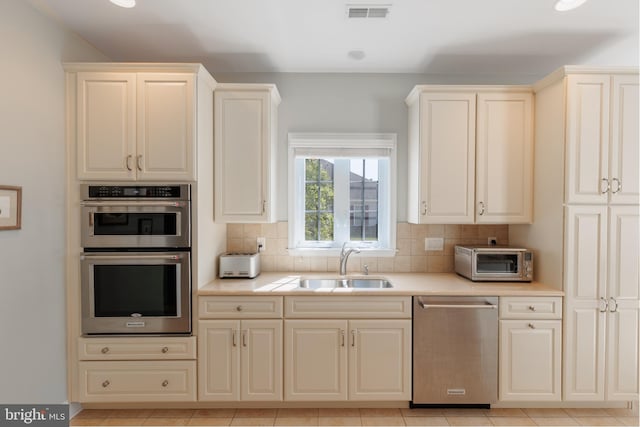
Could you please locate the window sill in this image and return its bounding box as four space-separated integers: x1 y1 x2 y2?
286 248 397 257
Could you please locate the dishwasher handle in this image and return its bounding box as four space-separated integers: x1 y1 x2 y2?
417 298 497 310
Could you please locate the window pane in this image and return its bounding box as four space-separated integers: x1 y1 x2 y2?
304 158 334 241
350 159 379 241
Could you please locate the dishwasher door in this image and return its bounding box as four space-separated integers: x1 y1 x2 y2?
412 296 498 405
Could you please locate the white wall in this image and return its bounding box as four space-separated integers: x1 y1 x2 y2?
0 0 108 403
213 72 536 222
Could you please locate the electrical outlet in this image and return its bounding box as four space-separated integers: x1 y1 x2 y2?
488 237 497 246
257 237 266 252
425 237 444 251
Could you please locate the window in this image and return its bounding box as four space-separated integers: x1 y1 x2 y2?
288 133 396 256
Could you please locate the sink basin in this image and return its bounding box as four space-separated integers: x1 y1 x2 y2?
297 277 393 289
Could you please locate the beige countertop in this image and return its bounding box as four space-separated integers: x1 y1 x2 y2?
198 272 563 297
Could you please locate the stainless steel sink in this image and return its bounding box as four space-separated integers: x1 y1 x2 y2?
297 277 393 289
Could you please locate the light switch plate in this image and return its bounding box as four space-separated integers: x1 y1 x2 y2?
425 237 444 251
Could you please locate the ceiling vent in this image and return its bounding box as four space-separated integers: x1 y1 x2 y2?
346 4 391 19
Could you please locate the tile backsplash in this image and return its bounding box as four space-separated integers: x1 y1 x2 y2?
226 222 509 274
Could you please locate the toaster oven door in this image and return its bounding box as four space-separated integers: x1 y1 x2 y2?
473 252 523 280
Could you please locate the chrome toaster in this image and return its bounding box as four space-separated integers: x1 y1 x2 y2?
219 252 261 278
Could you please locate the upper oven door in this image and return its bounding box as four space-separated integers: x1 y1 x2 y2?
81 201 190 249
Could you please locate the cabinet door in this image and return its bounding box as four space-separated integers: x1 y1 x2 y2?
476 92 533 223
610 74 639 204
77 72 136 180
348 320 411 400
606 206 639 400
417 92 476 224
499 320 561 401
284 320 347 401
198 320 239 401
240 319 283 401
137 73 195 181
566 75 611 204
563 206 608 401
215 90 273 222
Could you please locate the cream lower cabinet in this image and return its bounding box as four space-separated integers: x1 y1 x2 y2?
283 296 412 401
198 319 283 401
499 297 562 401
198 296 284 401
76 337 197 402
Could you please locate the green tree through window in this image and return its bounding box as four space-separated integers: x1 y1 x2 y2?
304 159 334 241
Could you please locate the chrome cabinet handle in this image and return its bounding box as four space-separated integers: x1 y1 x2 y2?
161 347 169 354
102 380 110 388
611 178 621 194
421 201 427 216
599 297 609 313
609 297 618 313
528 305 536 312
126 155 133 171
340 330 345 347
601 178 610 194
528 323 536 329
478 201 485 216
136 155 143 171
101 347 109 354
162 380 169 387
351 330 356 347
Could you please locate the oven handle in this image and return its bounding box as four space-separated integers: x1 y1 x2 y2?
81 254 184 261
80 201 187 208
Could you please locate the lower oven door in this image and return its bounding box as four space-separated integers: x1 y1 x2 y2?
81 252 191 335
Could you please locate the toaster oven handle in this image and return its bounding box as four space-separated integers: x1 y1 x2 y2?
80 201 186 208
81 254 183 261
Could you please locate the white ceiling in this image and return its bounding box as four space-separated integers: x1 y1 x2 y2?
30 0 639 76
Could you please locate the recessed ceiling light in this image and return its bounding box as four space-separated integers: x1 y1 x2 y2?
554 0 588 11
109 0 136 8
347 50 366 60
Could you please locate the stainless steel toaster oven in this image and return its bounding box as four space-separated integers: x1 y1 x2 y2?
454 245 533 282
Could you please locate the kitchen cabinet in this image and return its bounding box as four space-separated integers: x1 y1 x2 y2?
499 297 562 401
564 205 639 401
75 70 199 181
215 84 280 223
283 296 411 401
406 87 533 224
509 67 639 404
75 337 197 402
198 296 283 401
566 74 639 205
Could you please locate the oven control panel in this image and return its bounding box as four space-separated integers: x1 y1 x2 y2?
85 185 188 199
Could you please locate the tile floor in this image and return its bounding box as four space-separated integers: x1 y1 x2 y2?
70 407 640 426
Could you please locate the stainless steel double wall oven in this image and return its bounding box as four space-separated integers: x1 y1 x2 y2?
80 184 192 335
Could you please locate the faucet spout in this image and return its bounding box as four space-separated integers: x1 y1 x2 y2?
339 242 360 275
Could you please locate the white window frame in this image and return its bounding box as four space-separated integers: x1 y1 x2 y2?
288 133 397 257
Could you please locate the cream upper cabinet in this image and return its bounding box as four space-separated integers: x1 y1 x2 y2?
476 92 533 223
564 205 639 401
406 87 533 224
215 84 280 223
76 71 197 181
566 74 639 204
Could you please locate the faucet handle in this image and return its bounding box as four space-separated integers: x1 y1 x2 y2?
363 264 369 275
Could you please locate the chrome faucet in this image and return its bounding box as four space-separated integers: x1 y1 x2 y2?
339 242 360 275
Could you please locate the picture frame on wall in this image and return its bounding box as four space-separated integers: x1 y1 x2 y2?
0 186 22 230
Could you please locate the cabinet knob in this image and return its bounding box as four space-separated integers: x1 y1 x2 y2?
161 346 169 353
527 323 536 329
528 305 536 312
236 305 243 312
101 347 109 354
102 380 110 388
162 380 169 387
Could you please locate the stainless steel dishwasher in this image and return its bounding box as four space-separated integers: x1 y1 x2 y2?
412 296 498 406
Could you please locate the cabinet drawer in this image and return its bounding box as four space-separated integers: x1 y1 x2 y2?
284 296 412 319
78 361 196 402
199 296 283 318
78 337 196 360
499 297 562 319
